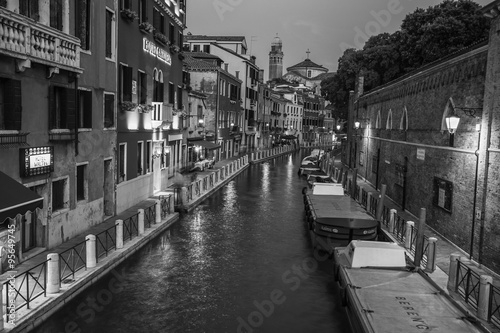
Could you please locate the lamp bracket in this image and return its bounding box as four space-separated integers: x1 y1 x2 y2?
455 107 482 117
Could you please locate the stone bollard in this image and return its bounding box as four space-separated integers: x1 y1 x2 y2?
138 208 145 236
86 235 96 268
155 199 162 223
116 219 123 249
405 221 414 249
425 237 437 273
447 254 461 291
389 209 397 233
367 192 372 212
478 275 493 321
46 253 60 294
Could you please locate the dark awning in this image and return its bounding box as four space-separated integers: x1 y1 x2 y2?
191 140 221 150
281 135 297 140
0 171 43 223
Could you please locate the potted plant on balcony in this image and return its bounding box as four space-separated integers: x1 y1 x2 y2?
120 8 138 21
153 31 170 46
138 104 154 113
170 44 180 53
138 21 154 34
120 101 138 112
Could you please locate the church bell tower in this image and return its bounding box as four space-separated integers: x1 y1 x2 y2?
269 34 283 81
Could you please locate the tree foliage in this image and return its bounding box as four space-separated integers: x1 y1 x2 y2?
321 0 490 118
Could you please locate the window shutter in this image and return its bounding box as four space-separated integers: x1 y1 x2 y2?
123 67 132 102
48 86 55 129
104 94 114 128
4 79 22 130
65 87 76 130
84 90 92 127
159 82 164 102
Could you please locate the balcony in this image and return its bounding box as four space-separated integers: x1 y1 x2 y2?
0 8 81 73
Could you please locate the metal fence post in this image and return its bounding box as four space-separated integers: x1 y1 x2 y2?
46 253 59 294
447 254 460 291
389 209 397 233
478 275 493 321
116 220 123 249
405 221 414 249
425 237 437 273
138 208 145 236
156 199 161 223
86 235 96 268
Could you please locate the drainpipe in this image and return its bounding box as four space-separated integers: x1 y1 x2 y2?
74 76 79 156
215 69 220 159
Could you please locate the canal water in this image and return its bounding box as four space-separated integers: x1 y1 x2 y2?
33 151 351 333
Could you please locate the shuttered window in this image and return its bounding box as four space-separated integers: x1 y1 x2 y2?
0 78 22 130
49 86 76 130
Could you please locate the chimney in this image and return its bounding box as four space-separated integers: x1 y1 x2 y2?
224 63 229 71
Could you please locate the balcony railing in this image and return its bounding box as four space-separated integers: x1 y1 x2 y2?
0 8 81 72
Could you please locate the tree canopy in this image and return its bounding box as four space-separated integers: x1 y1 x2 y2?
321 0 490 119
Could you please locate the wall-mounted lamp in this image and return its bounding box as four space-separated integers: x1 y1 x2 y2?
445 107 482 147
354 121 360 129
336 125 341 131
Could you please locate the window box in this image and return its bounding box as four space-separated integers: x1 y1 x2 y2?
120 101 138 112
120 9 138 21
138 21 154 34
153 31 170 46
0 131 29 147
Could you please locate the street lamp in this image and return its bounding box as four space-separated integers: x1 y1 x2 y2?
336 124 341 131
445 107 482 261
354 121 360 130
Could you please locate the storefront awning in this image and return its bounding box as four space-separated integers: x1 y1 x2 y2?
191 140 221 150
0 171 43 223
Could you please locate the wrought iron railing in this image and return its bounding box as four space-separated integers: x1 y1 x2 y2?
160 195 171 219
123 213 139 242
455 260 480 310
96 225 116 262
59 239 86 282
4 259 49 314
186 184 193 202
195 180 201 196
489 284 500 328
144 202 156 227
203 177 208 192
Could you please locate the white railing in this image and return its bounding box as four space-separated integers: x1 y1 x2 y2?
0 9 80 71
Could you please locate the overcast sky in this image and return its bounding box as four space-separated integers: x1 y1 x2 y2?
186 0 493 80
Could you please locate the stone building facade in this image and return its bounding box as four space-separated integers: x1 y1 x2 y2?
346 18 500 269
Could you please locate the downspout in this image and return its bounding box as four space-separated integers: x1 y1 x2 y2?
74 76 79 156
215 69 219 161
244 62 248 150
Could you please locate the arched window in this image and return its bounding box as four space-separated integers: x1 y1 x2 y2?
375 110 381 129
386 109 393 130
153 68 164 102
399 106 408 131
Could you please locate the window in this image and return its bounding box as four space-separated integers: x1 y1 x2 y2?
307 70 312 78
121 0 132 10
49 86 76 130
153 7 164 33
137 141 144 176
104 93 115 128
120 65 133 102
139 0 147 23
193 45 200 52
434 177 453 213
177 86 182 109
169 23 175 44
160 141 165 169
19 0 39 20
77 0 91 51
78 89 92 129
178 32 183 47
52 178 68 212
203 45 210 53
168 82 175 105
138 71 147 105
50 0 63 31
76 164 87 201
146 141 152 173
197 105 203 123
0 78 22 131
105 9 115 59
118 143 127 183
153 69 164 102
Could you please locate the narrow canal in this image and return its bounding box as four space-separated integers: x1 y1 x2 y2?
34 151 351 333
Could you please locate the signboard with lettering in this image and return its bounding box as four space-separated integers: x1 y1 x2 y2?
143 38 172 65
417 148 425 160
20 146 54 177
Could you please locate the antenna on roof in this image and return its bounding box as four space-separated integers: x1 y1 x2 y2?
306 49 310 59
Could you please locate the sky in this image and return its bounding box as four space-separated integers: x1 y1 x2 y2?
186 0 493 80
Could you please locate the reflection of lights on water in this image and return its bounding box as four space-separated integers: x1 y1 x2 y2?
261 163 270 196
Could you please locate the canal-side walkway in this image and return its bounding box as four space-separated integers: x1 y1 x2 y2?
0 146 299 333
324 152 500 332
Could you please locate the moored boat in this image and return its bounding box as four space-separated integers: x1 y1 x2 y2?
303 183 379 254
333 240 485 333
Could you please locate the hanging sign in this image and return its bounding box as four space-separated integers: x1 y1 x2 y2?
20 146 54 177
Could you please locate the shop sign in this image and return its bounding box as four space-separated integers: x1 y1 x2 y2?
416 148 425 160
20 146 54 177
143 38 171 65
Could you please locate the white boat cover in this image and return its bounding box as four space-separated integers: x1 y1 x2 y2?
344 268 483 332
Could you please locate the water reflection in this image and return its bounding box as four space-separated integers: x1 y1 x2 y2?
34 150 350 333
